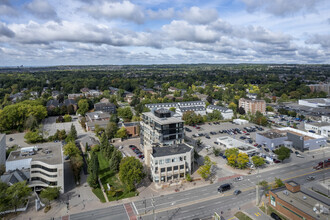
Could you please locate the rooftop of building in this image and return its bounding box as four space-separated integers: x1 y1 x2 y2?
258 130 287 139
7 143 63 165
278 127 326 140
0 169 30 185
86 120 109 127
217 136 257 154
145 101 205 108
299 98 330 104
143 111 184 125
306 121 330 127
85 111 110 120
152 143 193 157
207 105 232 112
239 98 266 102
94 102 116 107
271 185 329 220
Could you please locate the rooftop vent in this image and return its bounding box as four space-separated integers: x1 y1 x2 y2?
283 190 289 196
303 196 307 200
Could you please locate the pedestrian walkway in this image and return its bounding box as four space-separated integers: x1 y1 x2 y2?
98 178 109 202
245 206 271 220
124 203 137 220
218 174 242 182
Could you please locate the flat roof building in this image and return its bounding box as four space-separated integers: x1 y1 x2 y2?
269 181 329 220
216 136 258 156
5 143 64 193
206 105 233 120
256 130 288 150
239 98 266 114
141 109 184 167
150 143 193 183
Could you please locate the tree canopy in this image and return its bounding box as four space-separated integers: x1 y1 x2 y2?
119 157 145 191
274 146 291 162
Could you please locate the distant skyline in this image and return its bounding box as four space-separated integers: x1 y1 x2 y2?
0 0 329 66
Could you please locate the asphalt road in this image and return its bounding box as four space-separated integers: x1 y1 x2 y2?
70 204 128 220
69 156 330 220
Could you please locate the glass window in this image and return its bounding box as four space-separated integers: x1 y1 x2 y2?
174 166 178 170
161 168 165 172
167 167 172 171
180 165 184 169
155 160 158 165
165 158 171 163
159 160 164 165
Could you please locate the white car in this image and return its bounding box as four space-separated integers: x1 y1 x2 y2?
205 145 212 150
296 154 304 158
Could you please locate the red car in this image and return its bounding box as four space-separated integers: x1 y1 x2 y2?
273 159 281 163
254 144 258 147
196 127 200 129
131 147 136 150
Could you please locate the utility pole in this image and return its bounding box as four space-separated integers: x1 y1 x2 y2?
323 147 325 183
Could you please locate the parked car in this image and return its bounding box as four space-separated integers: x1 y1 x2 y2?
129 145 136 148
205 135 211 139
296 154 304 158
273 159 281 163
270 212 281 220
264 148 270 152
295 151 299 155
306 176 315 181
233 189 241 195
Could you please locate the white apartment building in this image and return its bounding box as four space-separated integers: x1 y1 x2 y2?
140 109 184 166
145 101 206 117
239 98 266 114
206 105 233 120
150 144 193 183
5 144 64 193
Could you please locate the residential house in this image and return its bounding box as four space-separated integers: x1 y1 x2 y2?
94 102 116 114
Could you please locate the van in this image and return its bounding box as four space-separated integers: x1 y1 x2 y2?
218 183 231 192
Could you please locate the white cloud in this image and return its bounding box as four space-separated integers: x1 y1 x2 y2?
82 0 145 24
0 0 17 16
0 22 15 38
241 0 322 16
179 6 218 24
26 0 59 21
147 8 175 20
162 20 219 43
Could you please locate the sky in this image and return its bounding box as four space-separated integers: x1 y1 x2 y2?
0 0 329 66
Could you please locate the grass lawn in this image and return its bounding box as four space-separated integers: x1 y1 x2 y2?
92 187 106 203
234 211 253 220
97 152 136 202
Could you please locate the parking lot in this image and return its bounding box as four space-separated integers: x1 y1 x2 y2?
112 137 144 162
42 116 85 138
267 115 305 130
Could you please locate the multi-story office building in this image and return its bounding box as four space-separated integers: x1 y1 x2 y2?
239 98 266 114
0 134 5 167
150 144 193 183
5 144 64 193
140 109 184 167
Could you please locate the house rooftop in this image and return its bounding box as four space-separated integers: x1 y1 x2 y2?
152 143 193 157
7 143 63 165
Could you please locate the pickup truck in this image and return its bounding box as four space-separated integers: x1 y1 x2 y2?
313 159 330 170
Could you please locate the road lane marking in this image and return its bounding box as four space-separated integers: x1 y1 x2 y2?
139 167 330 217
132 202 139 215
255 212 261 216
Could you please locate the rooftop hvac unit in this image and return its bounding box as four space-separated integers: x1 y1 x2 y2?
283 190 289 196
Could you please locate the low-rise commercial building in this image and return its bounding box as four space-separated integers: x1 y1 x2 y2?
269 181 329 220
256 130 288 150
304 121 330 136
298 98 330 108
150 144 193 183
216 136 258 156
206 105 233 120
120 122 140 138
94 102 116 114
5 144 64 193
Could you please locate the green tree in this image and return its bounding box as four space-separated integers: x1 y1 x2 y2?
228 102 237 112
77 99 89 116
109 149 122 172
266 106 274 112
169 107 176 112
274 146 291 162
87 152 99 188
24 115 38 131
24 130 43 143
251 156 265 167
63 142 80 157
116 127 128 139
213 147 221 156
197 156 215 179
40 187 61 206
236 153 249 169
105 121 118 139
71 154 84 183
117 107 133 121
6 181 32 212
63 114 72 122
274 178 284 188
119 157 145 191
